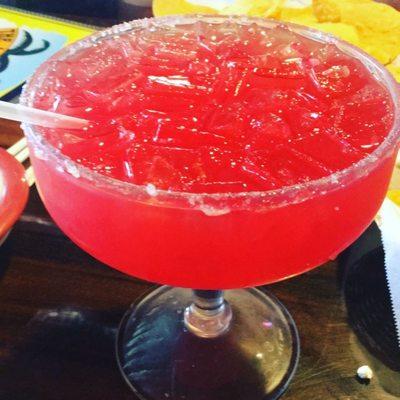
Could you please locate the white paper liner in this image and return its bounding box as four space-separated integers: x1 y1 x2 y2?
378 198 400 348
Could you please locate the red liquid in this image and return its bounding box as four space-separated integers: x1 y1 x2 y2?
25 19 398 288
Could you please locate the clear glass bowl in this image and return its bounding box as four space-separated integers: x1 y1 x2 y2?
20 15 400 400
20 15 400 289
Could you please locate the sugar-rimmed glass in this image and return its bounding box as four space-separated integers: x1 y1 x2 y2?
21 15 400 400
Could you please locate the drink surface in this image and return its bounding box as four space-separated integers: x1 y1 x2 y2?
33 19 394 194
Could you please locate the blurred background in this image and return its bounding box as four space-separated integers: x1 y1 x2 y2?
0 0 153 25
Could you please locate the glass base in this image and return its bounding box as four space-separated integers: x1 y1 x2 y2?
117 286 300 400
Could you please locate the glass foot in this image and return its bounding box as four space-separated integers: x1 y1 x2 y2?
117 286 299 400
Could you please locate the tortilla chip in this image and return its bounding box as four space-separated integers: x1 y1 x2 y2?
312 0 373 23
387 62 400 82
277 6 317 24
313 0 400 64
274 5 359 46
221 0 284 17
387 55 400 80
307 22 360 45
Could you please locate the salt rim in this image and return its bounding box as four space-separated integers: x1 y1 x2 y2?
20 14 400 211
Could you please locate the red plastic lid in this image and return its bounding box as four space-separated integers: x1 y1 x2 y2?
0 148 29 237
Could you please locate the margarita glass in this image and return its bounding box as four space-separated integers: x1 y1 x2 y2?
21 15 400 400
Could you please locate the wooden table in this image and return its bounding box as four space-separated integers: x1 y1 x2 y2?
1 123 400 400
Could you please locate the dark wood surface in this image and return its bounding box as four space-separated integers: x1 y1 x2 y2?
1 124 400 400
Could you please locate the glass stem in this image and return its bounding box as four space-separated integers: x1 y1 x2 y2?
184 290 232 339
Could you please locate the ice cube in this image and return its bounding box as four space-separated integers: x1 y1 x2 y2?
241 156 283 189
252 54 306 79
246 111 293 149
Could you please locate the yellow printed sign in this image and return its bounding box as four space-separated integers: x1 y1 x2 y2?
0 6 95 98
0 27 18 54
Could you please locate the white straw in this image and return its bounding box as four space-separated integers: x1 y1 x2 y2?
14 147 29 164
0 101 89 129
25 166 35 187
7 137 27 157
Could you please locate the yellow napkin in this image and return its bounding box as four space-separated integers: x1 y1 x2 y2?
389 155 400 206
